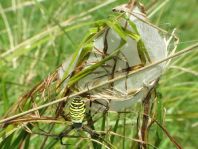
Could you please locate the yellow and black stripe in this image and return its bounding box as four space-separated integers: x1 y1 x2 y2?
69 97 86 128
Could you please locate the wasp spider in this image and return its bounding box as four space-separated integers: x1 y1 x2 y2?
58 96 108 145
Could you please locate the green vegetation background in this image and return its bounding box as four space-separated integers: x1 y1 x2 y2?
0 0 197 148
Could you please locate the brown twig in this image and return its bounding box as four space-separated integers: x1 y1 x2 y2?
139 79 159 149
154 119 183 149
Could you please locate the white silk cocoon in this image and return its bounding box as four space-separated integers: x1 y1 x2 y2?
58 5 168 112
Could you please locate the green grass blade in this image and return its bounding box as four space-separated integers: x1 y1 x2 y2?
106 21 127 41
45 139 58 149
110 114 120 144
24 134 30 149
155 91 164 147
0 133 13 149
0 125 21 144
1 80 9 112
9 130 28 148
67 39 126 87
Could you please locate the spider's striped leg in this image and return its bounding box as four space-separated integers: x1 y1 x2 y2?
89 99 110 121
93 99 109 112
82 125 100 140
85 98 109 132
82 125 112 148
58 125 74 145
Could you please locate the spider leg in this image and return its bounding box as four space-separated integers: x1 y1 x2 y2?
58 125 74 145
90 98 109 119
82 125 112 148
82 125 100 140
94 99 109 112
